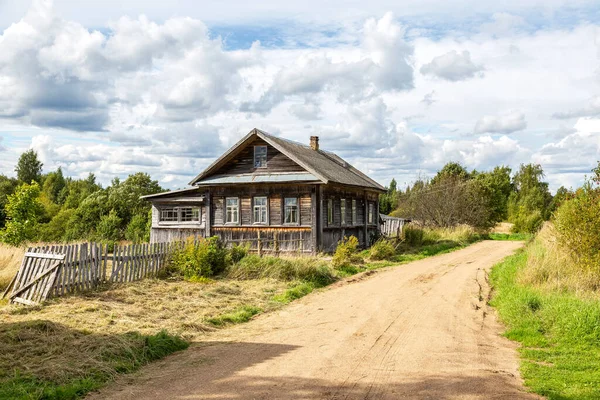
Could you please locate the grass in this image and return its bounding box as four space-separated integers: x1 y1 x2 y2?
206 305 262 326
0 243 25 291
0 322 188 400
486 232 532 241
489 244 600 399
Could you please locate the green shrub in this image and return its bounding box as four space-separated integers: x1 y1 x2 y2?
553 183 600 271
402 225 424 246
369 239 396 260
511 209 543 234
229 243 249 264
332 236 363 269
37 208 75 242
170 236 228 279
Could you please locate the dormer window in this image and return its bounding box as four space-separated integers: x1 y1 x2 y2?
254 145 267 168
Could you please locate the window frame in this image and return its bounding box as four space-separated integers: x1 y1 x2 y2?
340 198 346 225
327 198 333 225
351 199 357 225
253 145 268 169
283 197 299 225
159 206 201 224
253 196 268 225
225 197 240 225
368 202 374 225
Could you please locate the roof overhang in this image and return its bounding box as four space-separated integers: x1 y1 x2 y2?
194 172 321 185
140 187 201 200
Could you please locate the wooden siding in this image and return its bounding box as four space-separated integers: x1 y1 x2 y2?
213 226 312 253
151 228 205 243
270 195 282 225
212 138 305 176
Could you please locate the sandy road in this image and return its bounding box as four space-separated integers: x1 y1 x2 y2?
90 241 540 400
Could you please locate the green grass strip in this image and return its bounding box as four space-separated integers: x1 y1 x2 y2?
489 250 600 400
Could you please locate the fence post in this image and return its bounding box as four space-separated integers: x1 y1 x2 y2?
257 230 262 257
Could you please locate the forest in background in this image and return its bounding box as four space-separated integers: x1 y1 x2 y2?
379 161 572 233
0 150 164 246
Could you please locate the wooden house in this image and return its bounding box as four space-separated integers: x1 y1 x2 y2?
142 128 385 253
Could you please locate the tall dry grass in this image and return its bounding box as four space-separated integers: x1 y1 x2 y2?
518 223 600 293
0 243 24 291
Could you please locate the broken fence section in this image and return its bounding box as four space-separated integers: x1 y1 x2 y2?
3 242 178 305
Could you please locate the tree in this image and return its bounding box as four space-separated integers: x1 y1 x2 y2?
474 166 513 223
42 167 66 204
430 162 470 185
125 213 150 243
508 164 553 233
0 175 18 228
107 172 163 225
15 150 43 184
379 178 399 215
96 210 122 242
0 182 44 245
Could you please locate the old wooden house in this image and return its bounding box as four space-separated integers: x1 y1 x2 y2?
142 129 385 253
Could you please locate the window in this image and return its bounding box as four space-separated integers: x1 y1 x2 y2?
160 208 178 222
368 203 374 225
351 199 357 225
253 196 268 224
226 198 239 224
284 198 298 224
340 199 346 225
254 145 267 168
159 207 200 223
327 198 333 225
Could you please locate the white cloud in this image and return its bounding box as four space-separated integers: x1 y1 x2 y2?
420 50 484 81
552 96 600 119
474 111 527 134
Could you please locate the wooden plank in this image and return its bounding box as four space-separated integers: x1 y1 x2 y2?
13 297 38 306
23 252 65 260
103 243 108 282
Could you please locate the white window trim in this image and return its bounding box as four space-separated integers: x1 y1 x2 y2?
158 206 201 224
368 202 374 225
225 197 240 225
283 197 299 225
340 198 346 225
351 199 357 225
327 198 333 225
253 196 268 225
254 145 268 169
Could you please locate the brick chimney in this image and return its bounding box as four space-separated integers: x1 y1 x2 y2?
310 136 319 151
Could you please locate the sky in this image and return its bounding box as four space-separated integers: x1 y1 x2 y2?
0 0 599 191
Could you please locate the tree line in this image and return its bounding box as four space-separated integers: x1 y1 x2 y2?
0 150 164 246
379 162 570 233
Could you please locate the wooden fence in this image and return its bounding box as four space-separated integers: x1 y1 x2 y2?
3 242 177 305
380 215 407 238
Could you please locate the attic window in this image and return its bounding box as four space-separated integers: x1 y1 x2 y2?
254 145 267 168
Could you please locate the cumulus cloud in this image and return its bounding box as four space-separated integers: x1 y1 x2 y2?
420 50 484 81
0 0 257 132
552 96 600 119
480 12 527 36
473 111 527 134
241 12 414 114
288 98 322 120
0 137 5 152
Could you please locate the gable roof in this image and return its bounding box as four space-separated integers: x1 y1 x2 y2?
189 128 386 192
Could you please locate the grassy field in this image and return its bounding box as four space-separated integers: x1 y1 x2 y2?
0 225 502 399
489 233 600 399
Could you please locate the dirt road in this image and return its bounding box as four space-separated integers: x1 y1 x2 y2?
90 241 539 399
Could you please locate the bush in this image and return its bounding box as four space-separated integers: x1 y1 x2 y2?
37 209 75 242
229 244 249 264
369 239 396 260
511 208 543 234
170 236 228 279
332 236 363 269
402 225 424 246
553 183 600 272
